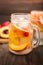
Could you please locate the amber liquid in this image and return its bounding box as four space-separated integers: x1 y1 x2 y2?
9 23 33 51
31 14 43 32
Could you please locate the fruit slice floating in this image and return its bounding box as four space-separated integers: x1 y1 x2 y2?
9 42 29 51
9 24 32 51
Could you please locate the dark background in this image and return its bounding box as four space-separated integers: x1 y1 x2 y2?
0 0 43 24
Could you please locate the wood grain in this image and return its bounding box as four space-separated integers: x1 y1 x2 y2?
0 2 43 15
0 0 43 15
0 38 8 43
0 0 43 4
0 44 43 65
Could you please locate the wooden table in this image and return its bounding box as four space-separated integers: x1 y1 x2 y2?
0 43 43 65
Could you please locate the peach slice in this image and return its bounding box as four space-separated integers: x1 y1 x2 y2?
1 21 10 27
0 21 10 38
0 26 9 38
9 24 32 51
9 42 29 51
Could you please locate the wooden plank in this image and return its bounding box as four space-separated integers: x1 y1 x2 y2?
0 43 43 65
0 15 10 23
0 0 43 5
0 38 8 43
0 3 43 15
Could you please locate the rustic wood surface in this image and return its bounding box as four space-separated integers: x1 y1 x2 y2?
0 2 43 15
0 43 43 65
0 38 8 43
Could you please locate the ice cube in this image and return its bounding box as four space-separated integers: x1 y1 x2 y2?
18 21 29 28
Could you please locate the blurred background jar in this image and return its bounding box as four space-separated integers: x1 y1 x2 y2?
31 10 43 45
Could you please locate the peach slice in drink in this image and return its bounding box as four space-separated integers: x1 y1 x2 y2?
9 23 33 51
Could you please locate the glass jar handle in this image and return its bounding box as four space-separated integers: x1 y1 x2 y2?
32 25 40 48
